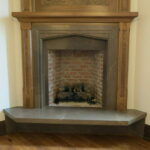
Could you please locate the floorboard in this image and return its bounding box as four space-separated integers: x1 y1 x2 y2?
0 133 150 150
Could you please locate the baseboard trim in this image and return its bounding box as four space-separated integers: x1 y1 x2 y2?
0 121 6 135
144 125 150 140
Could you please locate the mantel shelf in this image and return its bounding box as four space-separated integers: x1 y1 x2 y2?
12 12 138 23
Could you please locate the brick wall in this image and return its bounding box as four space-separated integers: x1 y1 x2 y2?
94 52 104 103
48 50 104 106
48 51 60 103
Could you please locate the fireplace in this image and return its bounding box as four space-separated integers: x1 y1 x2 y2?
4 0 147 137
47 38 105 108
31 24 118 110
12 0 138 111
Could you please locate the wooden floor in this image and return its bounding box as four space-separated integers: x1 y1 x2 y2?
0 133 150 150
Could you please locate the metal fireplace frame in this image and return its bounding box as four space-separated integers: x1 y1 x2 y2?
31 23 118 110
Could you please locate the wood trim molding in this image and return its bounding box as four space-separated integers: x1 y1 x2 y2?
144 125 150 140
21 0 33 12
21 22 32 30
12 12 138 23
117 23 130 111
118 0 130 12
21 0 130 12
21 22 34 108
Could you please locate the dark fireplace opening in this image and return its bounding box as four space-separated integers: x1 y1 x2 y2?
54 83 97 105
48 50 104 108
42 35 107 108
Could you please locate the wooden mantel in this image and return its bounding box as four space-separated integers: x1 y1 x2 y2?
12 12 138 23
12 10 138 111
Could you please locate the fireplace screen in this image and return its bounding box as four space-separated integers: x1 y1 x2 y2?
48 50 104 108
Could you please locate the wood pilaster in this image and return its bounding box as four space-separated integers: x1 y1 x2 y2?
117 23 130 111
21 0 33 12
118 0 130 12
21 22 34 108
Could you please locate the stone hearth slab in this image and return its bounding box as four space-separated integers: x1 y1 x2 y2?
4 107 146 126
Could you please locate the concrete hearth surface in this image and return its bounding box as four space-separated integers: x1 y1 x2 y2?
4 107 146 126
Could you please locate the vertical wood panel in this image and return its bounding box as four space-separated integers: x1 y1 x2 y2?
21 0 33 12
117 23 130 111
118 0 130 12
21 0 130 12
21 23 34 108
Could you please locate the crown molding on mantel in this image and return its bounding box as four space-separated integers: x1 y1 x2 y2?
12 12 138 23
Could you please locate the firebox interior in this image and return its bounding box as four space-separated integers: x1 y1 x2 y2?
44 35 107 108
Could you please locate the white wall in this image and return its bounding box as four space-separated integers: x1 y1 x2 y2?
128 0 150 125
0 0 22 121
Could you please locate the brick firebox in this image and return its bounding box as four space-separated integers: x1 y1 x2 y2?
48 50 104 107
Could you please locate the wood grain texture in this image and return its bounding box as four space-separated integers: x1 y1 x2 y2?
21 0 130 12
12 12 138 17
117 23 130 111
12 12 138 22
21 0 32 12
0 133 150 150
118 0 130 12
15 2 137 110
21 23 34 108
12 12 138 24
37 0 110 5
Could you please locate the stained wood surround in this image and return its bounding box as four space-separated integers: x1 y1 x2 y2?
13 0 138 111
12 12 138 23
21 0 130 12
